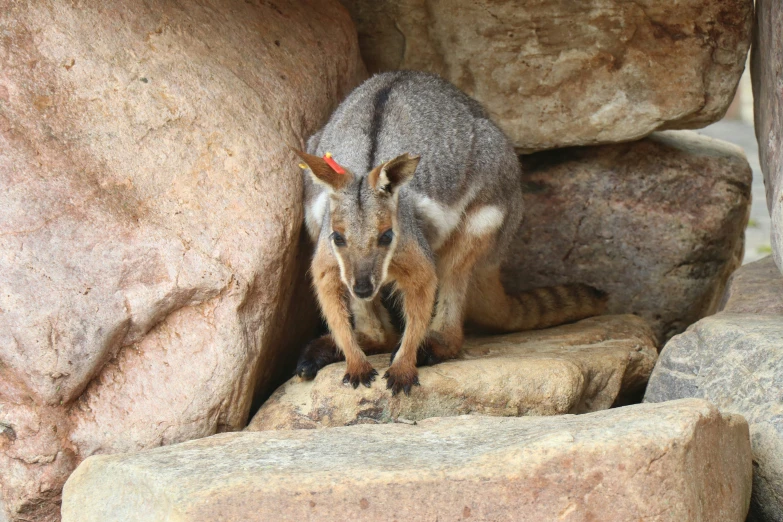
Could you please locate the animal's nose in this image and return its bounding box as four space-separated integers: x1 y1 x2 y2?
353 279 374 299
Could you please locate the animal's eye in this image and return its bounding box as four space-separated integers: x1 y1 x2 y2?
331 231 347 247
378 229 394 246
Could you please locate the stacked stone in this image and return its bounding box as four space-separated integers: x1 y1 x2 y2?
341 0 755 344
0 0 768 520
645 257 783 521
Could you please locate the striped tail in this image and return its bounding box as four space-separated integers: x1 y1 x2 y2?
505 284 608 331
466 266 608 333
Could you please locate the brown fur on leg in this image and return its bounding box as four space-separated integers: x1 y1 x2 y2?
311 241 377 388
384 241 437 396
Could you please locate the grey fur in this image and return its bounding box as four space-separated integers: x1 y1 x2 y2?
304 71 523 263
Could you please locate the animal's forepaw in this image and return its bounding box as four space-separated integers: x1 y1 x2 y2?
383 366 420 396
342 365 378 389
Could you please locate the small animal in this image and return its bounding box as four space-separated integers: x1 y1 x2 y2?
294 71 606 395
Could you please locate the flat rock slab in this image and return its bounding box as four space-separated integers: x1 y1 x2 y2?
247 315 656 431
62 399 751 522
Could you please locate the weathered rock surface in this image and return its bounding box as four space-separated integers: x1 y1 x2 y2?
341 0 753 151
752 0 783 276
248 315 656 431
0 1 364 520
62 399 752 522
645 259 783 521
505 131 751 342
718 256 783 314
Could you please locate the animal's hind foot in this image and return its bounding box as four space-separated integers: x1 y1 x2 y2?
295 334 344 380
389 335 457 368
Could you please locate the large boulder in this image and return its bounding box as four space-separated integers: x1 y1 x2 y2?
248 315 657 431
62 399 752 522
0 1 365 520
645 258 783 521
341 0 753 151
505 131 751 342
752 0 783 276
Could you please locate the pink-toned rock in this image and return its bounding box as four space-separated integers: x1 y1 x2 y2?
752 0 783 277
341 0 753 151
61 399 753 522
0 1 365 520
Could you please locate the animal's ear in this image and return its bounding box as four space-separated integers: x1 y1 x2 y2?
368 153 421 195
293 149 353 191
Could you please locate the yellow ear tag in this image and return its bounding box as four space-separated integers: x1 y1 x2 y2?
298 163 308 170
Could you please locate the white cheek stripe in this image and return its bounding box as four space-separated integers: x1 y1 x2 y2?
379 238 396 286
466 206 505 236
333 247 351 291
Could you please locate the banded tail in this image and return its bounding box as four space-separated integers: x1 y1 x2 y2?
466 266 608 333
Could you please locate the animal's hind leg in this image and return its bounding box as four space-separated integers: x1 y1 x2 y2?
425 208 500 364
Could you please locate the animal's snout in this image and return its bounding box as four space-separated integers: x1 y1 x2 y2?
353 278 374 299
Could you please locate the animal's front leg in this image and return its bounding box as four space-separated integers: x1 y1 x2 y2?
311 248 377 388
385 244 437 396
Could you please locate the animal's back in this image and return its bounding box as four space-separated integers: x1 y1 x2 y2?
307 71 523 253
306 71 522 257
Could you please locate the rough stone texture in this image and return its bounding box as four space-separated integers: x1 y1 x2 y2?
341 0 753 151
62 399 752 522
645 261 783 521
752 0 783 276
505 130 751 342
718 256 783 314
0 1 364 521
247 315 656 431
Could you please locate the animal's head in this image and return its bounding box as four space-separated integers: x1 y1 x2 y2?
296 150 420 300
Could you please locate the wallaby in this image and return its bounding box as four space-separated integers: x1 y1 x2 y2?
294 71 607 396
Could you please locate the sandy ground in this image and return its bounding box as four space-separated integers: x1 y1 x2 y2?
696 120 772 264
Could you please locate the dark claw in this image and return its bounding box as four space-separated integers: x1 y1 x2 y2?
364 368 379 388
342 368 378 389
383 370 420 396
